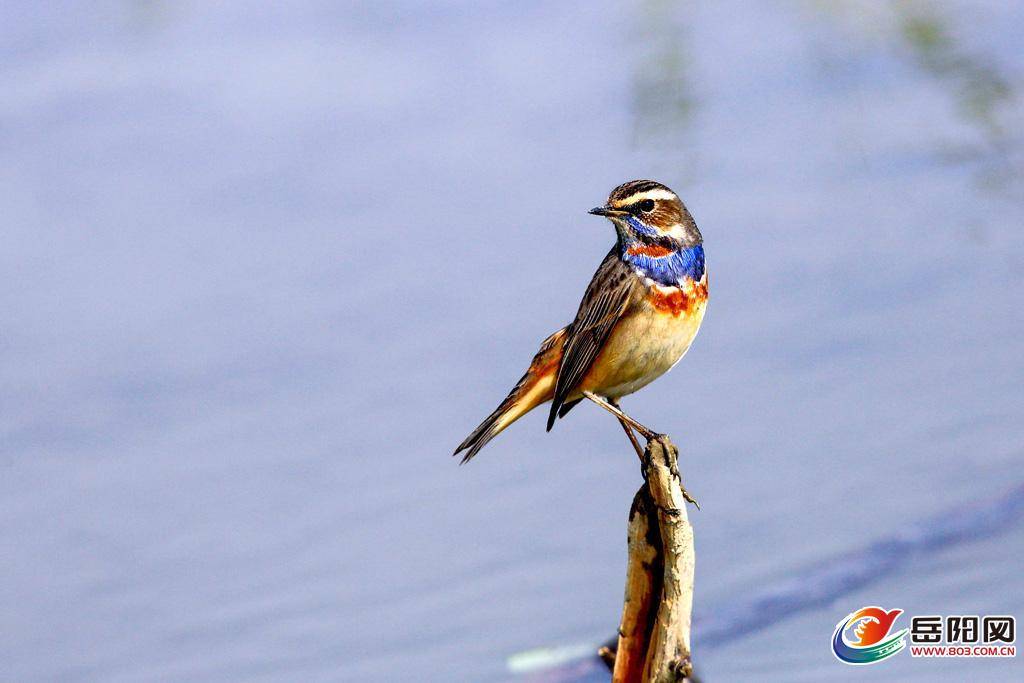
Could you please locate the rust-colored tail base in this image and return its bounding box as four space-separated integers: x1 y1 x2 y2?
454 328 566 463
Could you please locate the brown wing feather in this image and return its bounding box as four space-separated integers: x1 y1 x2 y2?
547 248 639 430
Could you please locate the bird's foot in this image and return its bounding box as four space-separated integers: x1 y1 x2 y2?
681 486 700 510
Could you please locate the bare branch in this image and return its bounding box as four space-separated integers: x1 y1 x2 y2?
608 434 696 683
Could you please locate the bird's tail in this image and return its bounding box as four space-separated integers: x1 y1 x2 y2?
454 328 566 464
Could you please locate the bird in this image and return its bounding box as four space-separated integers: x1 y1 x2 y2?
454 179 708 466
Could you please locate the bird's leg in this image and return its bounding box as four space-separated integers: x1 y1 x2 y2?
609 398 646 465
585 392 700 508
583 391 657 440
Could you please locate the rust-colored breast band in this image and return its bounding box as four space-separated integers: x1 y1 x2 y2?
648 281 708 317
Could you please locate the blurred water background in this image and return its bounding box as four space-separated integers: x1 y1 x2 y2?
2 1 1023 681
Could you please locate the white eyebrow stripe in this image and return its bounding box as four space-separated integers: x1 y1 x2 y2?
612 188 678 206
631 189 678 202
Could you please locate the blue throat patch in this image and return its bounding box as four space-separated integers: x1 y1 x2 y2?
621 242 705 287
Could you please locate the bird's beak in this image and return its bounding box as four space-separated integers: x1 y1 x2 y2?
589 206 627 217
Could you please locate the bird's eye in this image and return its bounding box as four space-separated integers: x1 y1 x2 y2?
639 199 656 212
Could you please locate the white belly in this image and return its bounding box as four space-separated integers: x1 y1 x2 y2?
580 294 707 399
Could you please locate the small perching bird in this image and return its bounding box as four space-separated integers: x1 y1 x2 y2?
454 180 708 465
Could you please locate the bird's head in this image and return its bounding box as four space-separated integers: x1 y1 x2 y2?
589 179 701 248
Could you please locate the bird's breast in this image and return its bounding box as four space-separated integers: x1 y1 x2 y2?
645 275 708 316
580 274 708 399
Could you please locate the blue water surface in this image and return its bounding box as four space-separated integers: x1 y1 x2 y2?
1 2 1022 681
